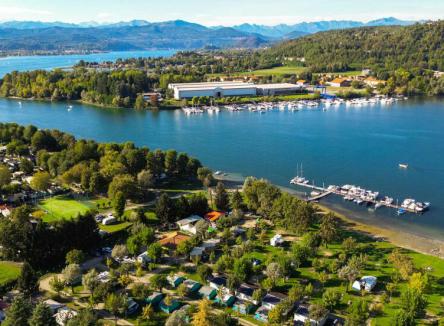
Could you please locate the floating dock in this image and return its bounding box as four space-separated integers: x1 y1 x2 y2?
290 177 429 214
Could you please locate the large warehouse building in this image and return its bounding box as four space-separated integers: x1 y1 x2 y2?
169 82 304 100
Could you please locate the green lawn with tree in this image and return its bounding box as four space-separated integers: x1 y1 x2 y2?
0 261 21 286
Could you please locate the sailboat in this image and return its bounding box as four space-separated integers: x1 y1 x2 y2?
399 163 408 169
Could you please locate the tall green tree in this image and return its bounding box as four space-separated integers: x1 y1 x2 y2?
215 182 229 211
29 302 57 326
113 191 126 218
17 261 39 297
3 295 33 326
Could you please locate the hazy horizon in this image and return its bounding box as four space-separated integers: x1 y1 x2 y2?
0 0 442 26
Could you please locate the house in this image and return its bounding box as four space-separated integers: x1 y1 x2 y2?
328 78 351 88
159 298 181 314
209 276 228 292
361 68 372 76
270 234 284 247
214 294 236 307
176 215 203 234
158 232 191 250
261 292 287 310
352 276 377 292
97 271 111 283
137 252 151 266
236 283 260 305
294 304 328 326
0 204 12 217
199 285 217 300
43 299 65 314
256 83 303 96
126 298 140 315
145 292 164 306
55 308 77 326
183 279 201 293
254 306 271 323
102 215 117 225
167 275 185 288
297 80 310 87
190 247 205 259
325 314 345 326
233 299 257 314
204 211 226 224
201 238 220 252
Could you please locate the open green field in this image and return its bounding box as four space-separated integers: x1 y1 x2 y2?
38 195 107 222
209 65 307 77
0 261 21 286
99 221 132 233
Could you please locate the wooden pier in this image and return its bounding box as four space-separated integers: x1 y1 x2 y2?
290 179 422 214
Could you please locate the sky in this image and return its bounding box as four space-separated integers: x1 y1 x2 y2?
0 0 442 26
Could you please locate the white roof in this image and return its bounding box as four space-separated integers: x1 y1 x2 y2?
352 276 377 291
176 215 202 226
170 81 256 92
256 83 301 90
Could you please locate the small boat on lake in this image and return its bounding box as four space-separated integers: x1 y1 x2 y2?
399 163 408 169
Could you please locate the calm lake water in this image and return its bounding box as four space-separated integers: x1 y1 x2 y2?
0 50 176 77
0 97 443 241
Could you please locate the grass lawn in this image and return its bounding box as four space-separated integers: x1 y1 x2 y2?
209 65 307 78
0 261 21 286
38 195 111 223
39 195 93 222
99 221 132 233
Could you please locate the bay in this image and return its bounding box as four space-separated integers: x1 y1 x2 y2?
0 50 176 77
0 97 443 242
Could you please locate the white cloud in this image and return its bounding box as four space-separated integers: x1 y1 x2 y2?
0 6 53 21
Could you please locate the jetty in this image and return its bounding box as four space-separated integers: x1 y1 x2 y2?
290 176 430 215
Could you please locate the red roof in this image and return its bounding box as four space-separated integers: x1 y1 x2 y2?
204 211 225 222
158 232 190 249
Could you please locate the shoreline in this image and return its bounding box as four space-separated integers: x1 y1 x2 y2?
217 173 444 260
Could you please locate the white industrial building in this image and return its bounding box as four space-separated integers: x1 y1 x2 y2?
169 82 304 100
169 82 256 100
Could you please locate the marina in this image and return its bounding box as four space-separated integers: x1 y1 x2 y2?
181 95 407 115
290 175 431 215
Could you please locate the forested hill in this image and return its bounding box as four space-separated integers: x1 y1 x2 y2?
0 20 269 52
264 21 444 73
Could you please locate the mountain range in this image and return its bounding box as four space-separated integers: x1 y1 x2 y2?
0 17 418 52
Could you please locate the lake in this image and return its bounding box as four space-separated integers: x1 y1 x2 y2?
0 97 443 241
0 50 176 77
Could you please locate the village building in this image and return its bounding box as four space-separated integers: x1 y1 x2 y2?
270 234 285 247
328 78 351 88
352 276 377 292
176 215 203 234
158 232 191 250
199 285 217 300
363 77 386 87
294 304 329 326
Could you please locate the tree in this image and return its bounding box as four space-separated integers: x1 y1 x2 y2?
230 190 243 210
192 299 212 326
66 249 85 265
197 264 212 283
288 284 304 302
137 169 154 190
20 158 34 174
346 299 369 326
30 171 51 191
107 174 137 200
29 302 57 326
147 243 163 263
105 293 127 322
17 261 39 296
177 283 189 298
268 303 286 325
62 264 82 293
215 182 229 211
111 244 128 260
0 164 12 187
338 264 360 289
400 287 426 318
409 272 430 293
166 310 188 326
165 150 177 175
134 94 145 109
322 289 342 310
66 309 98 326
155 193 176 224
49 275 65 296
195 219 210 240
3 295 33 326
309 304 328 323
82 269 99 294
266 262 283 285
393 309 415 326
388 249 414 280
113 191 126 218
319 213 339 247
150 274 167 291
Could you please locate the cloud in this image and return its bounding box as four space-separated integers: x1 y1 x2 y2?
0 6 53 21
